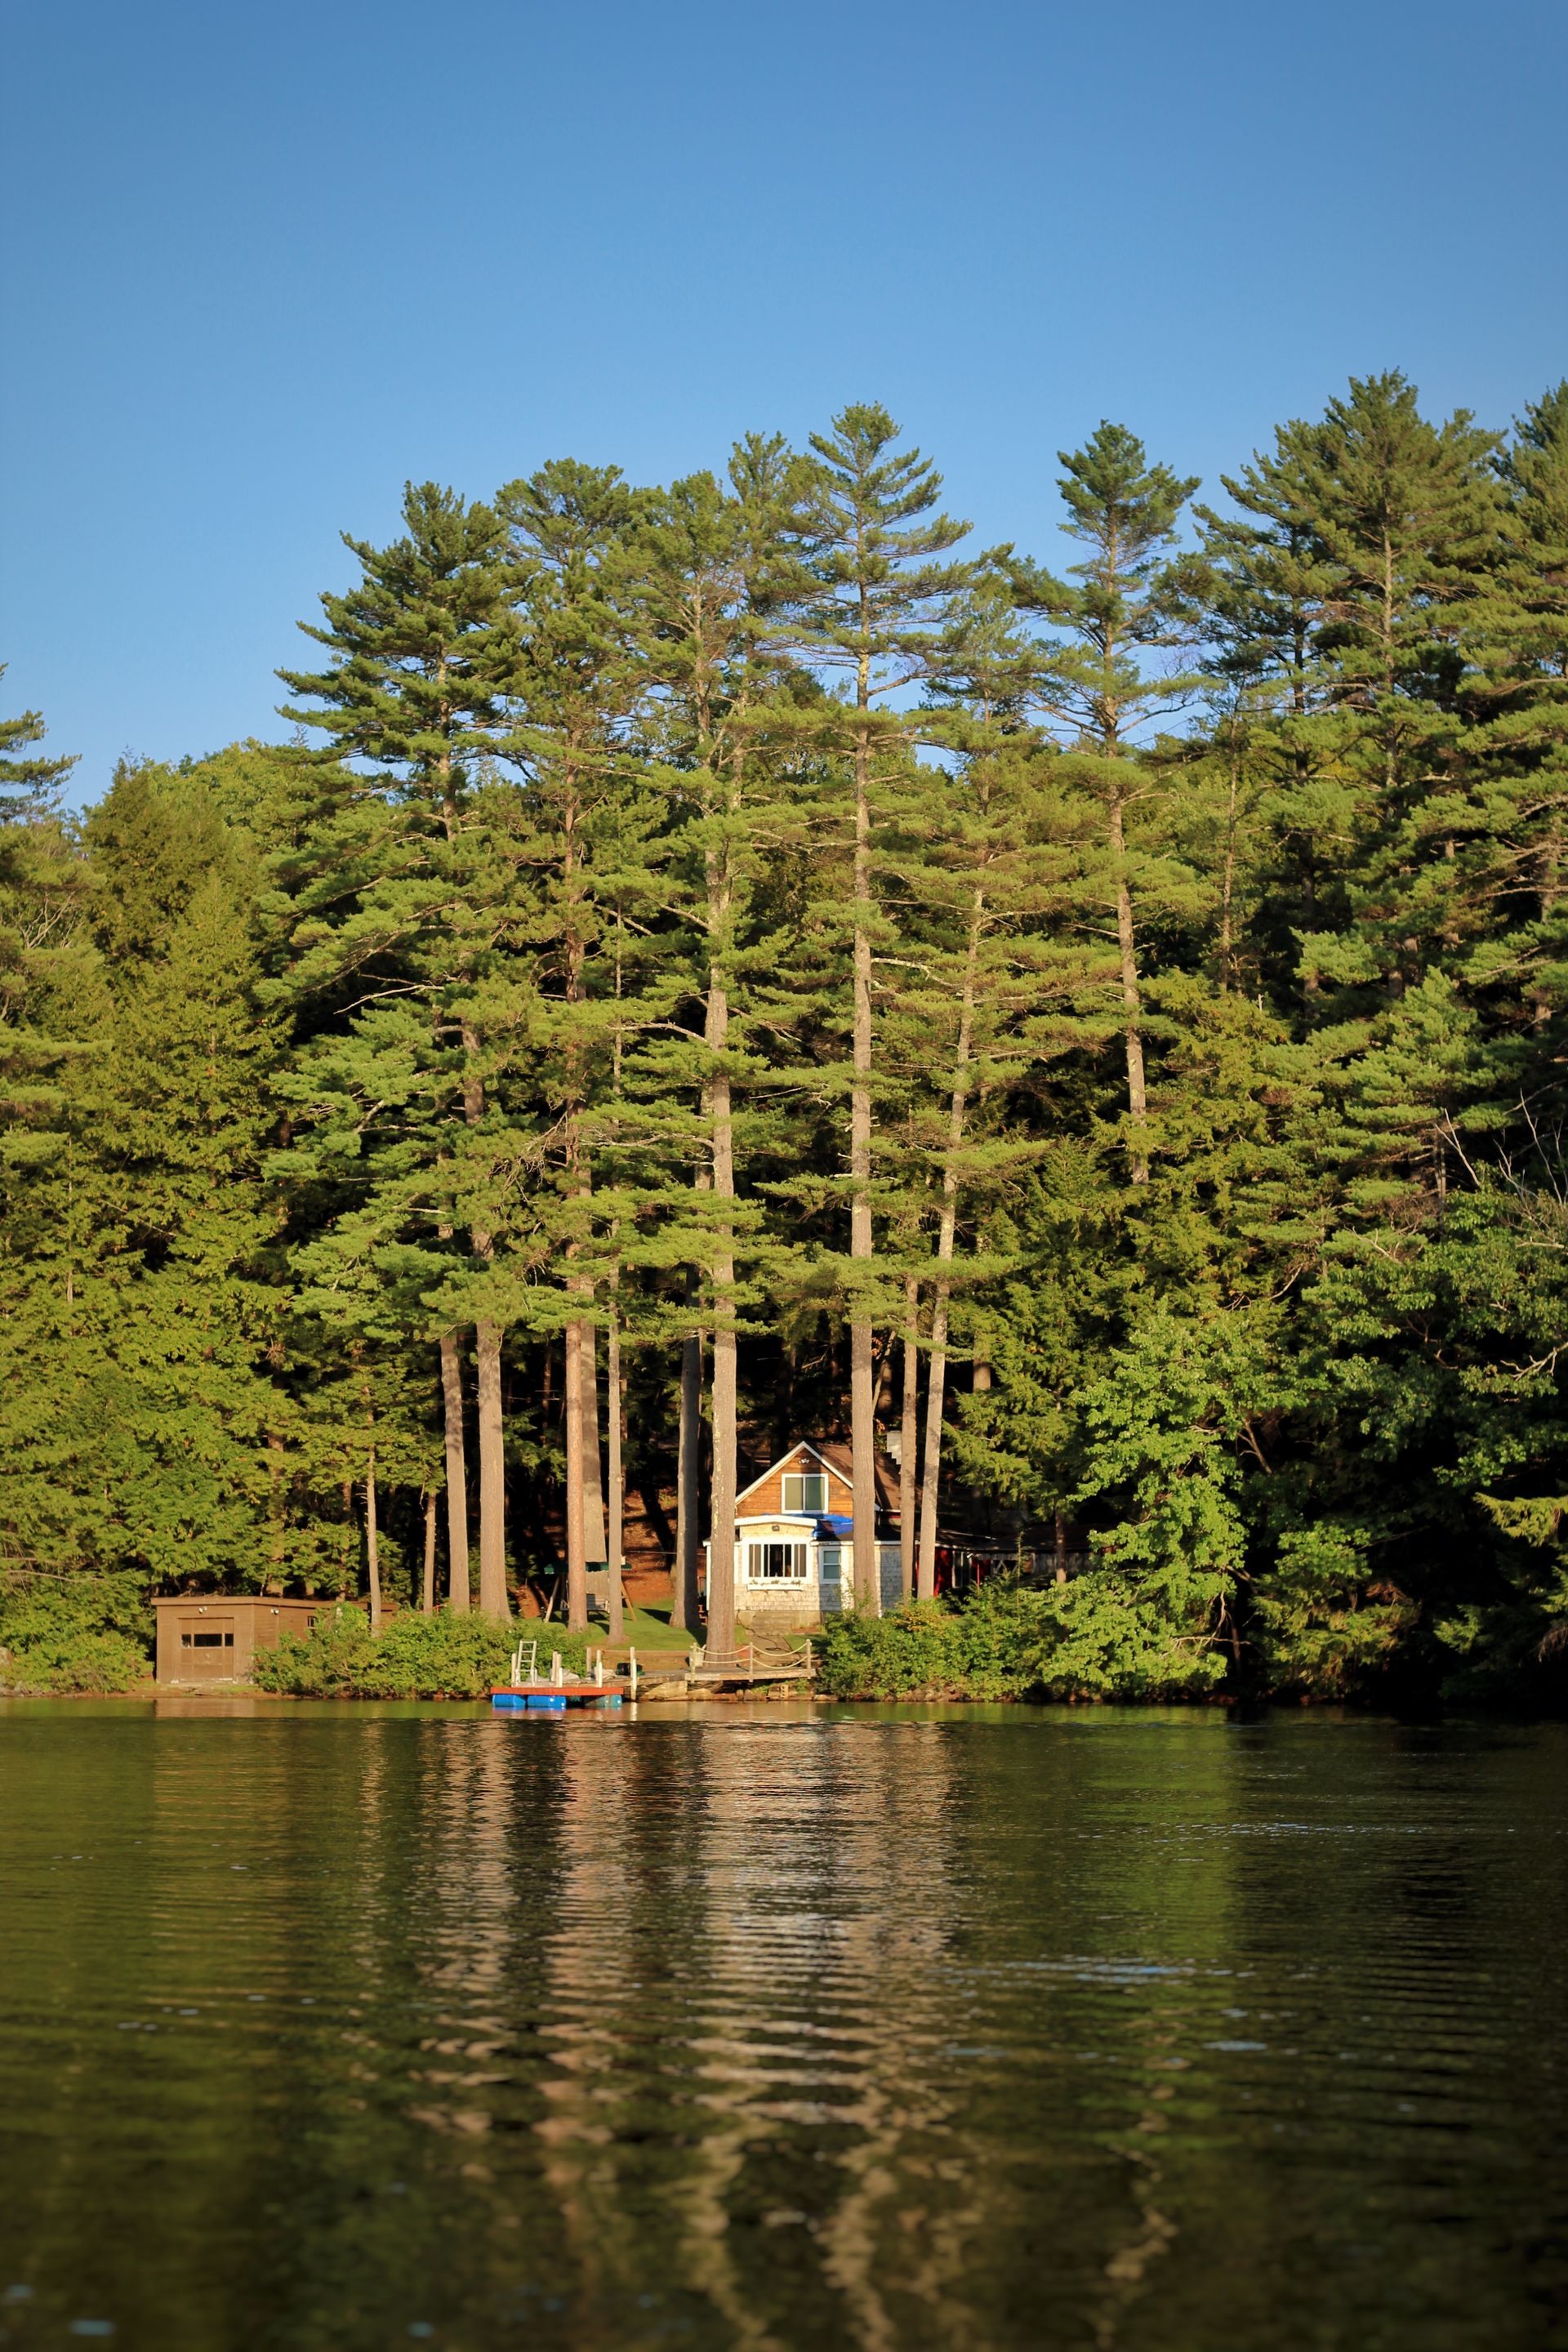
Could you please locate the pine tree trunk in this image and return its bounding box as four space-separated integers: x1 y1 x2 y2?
705 960 738 1656
916 918 978 1600
474 1321 510 1619
1219 716 1241 990
1381 527 1398 802
900 1279 919 1602
365 1454 382 1633
916 1286 950 1602
559 1090 599 1614
1533 820 1561 1028
580 1322 608 1561
265 1325 287 1591
872 1331 895 1420
1107 791 1149 1183
460 1036 509 1612
560 754 595 1633
265 1430 287 1596
606 1304 625 1645
673 1099 708 1636
422 1490 437 1615
675 1326 703 1632
850 711 878 1614
565 1317 588 1632
439 1333 470 1614
708 1332 737 1651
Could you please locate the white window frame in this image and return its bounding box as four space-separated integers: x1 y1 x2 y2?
746 1540 808 1584
781 1471 829 1514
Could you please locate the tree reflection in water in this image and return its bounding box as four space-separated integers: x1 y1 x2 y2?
0 1703 1563 2350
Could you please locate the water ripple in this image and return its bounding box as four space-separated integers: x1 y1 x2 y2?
0 1703 1563 2351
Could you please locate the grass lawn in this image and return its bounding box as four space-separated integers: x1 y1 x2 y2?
617 1602 688 1648
568 1601 690 1650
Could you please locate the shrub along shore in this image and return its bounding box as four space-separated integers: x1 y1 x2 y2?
0 1579 1500 1707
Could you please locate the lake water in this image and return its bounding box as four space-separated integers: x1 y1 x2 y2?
0 1701 1564 2351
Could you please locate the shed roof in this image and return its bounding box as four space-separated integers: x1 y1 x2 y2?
151 1593 324 1610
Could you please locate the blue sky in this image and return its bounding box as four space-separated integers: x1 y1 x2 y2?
4 0 1565 798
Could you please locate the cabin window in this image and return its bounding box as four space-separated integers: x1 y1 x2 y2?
781 1472 828 1514
746 1541 808 1583
818 1545 843 1579
182 1631 234 1649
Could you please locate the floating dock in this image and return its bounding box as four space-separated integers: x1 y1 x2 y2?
491 1639 624 1713
491 1683 623 1712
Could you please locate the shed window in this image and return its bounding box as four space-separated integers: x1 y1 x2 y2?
183 1631 233 1649
781 1472 828 1514
746 1541 808 1583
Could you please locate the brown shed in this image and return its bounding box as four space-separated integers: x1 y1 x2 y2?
154 1595 330 1685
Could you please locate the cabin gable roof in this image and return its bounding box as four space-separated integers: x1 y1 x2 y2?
735 1441 852 1512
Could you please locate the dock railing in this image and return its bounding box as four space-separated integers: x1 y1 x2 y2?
619 1633 817 1695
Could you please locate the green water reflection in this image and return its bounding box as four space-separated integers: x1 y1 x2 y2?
0 1700 1563 2351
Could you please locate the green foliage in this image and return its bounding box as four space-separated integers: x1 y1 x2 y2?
0 668 77 813
815 1590 1049 1700
8 368 1568 1709
0 759 287 1588
252 1607 590 1699
0 1574 152 1693
816 1577 1232 1704
985 1307 1263 1699
1250 1527 1415 1698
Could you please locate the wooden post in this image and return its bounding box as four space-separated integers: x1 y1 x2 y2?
629 1646 638 1700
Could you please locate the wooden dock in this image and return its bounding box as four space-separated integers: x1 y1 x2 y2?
626 1638 816 1697
492 1635 818 1709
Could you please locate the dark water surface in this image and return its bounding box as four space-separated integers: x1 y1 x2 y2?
0 1701 1564 2352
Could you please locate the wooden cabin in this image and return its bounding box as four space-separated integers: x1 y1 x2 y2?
153 1595 328 1685
705 1441 904 1628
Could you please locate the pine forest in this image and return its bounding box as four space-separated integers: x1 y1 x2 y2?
5 371 1568 1707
